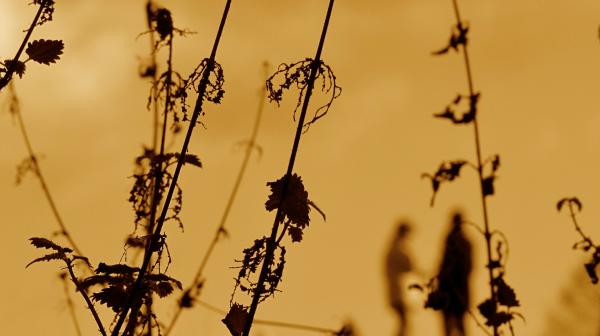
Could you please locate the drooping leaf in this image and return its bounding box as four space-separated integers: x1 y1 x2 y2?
25 39 64 65
26 252 66 268
92 285 128 313
495 277 520 307
265 173 310 227
222 303 248 336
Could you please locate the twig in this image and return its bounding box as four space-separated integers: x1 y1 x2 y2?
60 272 83 336
0 0 49 91
10 83 89 270
111 2 232 335
65 261 107 336
242 1 335 334
163 62 269 336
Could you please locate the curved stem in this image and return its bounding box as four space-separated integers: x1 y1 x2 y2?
111 2 232 335
242 1 335 334
60 273 83 336
66 261 107 336
0 0 49 91
11 84 90 272
451 1 498 335
163 62 269 336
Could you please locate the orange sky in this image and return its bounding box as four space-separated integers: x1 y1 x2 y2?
2 1 600 335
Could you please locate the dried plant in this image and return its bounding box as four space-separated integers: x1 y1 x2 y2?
557 197 600 284
420 1 521 334
225 1 339 335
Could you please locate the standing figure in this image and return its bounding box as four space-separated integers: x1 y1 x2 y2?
438 212 472 336
385 222 413 336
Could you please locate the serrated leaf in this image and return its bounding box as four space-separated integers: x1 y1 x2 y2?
92 285 128 313
25 39 64 65
29 237 72 252
496 277 520 307
4 59 26 78
26 252 66 268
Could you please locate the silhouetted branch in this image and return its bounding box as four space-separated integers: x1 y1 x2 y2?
60 272 82 336
111 2 232 335
240 1 336 335
163 62 269 336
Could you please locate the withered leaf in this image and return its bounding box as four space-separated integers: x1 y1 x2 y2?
482 176 495 197
495 277 520 307
222 303 248 336
265 173 310 227
25 39 64 65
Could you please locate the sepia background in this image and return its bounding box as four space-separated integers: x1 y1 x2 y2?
2 0 600 335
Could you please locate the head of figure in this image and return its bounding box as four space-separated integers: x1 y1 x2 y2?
451 211 464 231
396 222 411 239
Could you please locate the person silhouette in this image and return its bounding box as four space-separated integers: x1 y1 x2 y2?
437 212 472 336
385 222 413 336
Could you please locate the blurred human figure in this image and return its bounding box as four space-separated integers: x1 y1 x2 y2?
437 212 472 336
385 222 413 336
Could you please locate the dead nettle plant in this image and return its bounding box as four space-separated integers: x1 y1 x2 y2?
419 1 521 334
163 62 270 336
556 197 600 284
27 2 232 336
224 1 341 336
0 0 63 92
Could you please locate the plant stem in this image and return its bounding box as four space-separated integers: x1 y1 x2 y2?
123 29 175 336
242 1 335 335
66 261 107 336
111 2 232 335
450 1 498 335
146 0 160 152
197 300 338 334
567 202 593 245
10 83 89 271
60 273 82 336
0 0 49 91
163 62 269 336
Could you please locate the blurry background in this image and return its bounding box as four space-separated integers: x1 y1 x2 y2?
2 0 600 335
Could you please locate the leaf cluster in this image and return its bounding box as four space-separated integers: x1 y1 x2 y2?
231 237 286 304
129 148 201 232
434 93 480 125
266 58 341 130
1 39 64 79
432 22 469 55
179 58 225 120
82 262 181 314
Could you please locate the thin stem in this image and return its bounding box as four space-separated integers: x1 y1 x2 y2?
60 273 82 336
146 0 160 152
242 1 335 334
196 300 338 334
163 62 269 336
10 83 90 272
450 0 498 335
111 2 232 335
123 30 175 336
568 202 594 245
66 261 107 336
0 0 49 91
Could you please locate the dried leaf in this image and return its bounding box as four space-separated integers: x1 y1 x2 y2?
25 39 64 65
222 303 248 336
3 59 26 78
